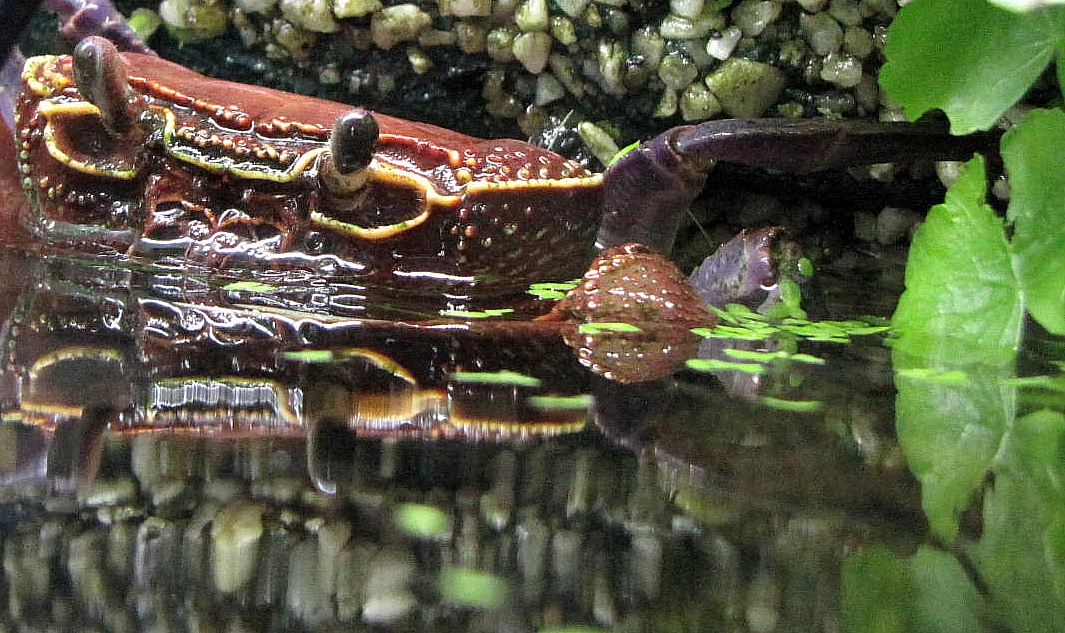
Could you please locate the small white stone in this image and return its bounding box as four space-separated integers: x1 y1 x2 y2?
513 31 552 73
706 25 742 60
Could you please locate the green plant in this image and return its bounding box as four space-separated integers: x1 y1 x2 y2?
883 0 1065 341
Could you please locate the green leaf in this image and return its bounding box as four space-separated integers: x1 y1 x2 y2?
972 410 1065 631
894 369 1013 541
394 503 452 539
842 546 987 633
1003 108 1065 334
279 349 335 363
891 156 1022 541
576 322 644 334
991 0 1065 11
891 155 1024 369
880 0 1065 134
439 569 508 609
439 308 515 318
222 281 277 292
759 397 823 412
685 358 766 374
450 370 543 387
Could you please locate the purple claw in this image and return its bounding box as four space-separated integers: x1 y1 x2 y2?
43 0 155 54
1 48 25 132
598 118 1002 257
597 127 712 254
688 226 778 309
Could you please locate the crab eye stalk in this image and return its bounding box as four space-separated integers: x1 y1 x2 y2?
320 110 379 197
72 36 143 136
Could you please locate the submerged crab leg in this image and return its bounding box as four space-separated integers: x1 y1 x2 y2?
598 118 1002 253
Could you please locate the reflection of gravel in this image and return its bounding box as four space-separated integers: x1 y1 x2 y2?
144 0 901 153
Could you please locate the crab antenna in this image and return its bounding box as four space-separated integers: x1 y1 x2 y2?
320 110 379 196
72 35 142 135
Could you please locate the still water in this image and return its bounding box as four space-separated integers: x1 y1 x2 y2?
0 243 1015 632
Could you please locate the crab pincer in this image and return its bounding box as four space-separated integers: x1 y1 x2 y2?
597 118 1002 254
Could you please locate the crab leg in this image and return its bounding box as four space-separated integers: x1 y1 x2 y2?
598 118 1002 253
43 0 154 54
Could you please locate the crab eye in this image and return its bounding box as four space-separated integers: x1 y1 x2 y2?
73 36 139 135
331 110 379 175
319 109 379 199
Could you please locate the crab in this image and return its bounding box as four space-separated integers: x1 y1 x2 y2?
0 0 999 320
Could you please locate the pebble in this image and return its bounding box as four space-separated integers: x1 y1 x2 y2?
801 11 843 55
819 52 862 88
210 500 264 593
876 207 920 245
658 50 700 90
578 121 622 165
516 0 550 31
456 20 487 52
659 7 726 40
828 0 862 26
731 0 781 37
513 31 552 73
280 0 340 33
680 82 723 120
371 4 432 50
704 58 786 117
535 72 567 105
362 547 418 624
670 0 705 19
439 0 490 17
333 0 381 18
843 26 874 58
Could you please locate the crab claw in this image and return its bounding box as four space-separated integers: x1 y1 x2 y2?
72 35 143 135
597 118 1002 254
319 109 379 197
